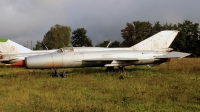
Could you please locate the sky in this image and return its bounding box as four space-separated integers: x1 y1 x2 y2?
0 0 200 48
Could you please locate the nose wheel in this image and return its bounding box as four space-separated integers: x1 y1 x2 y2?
118 66 126 72
105 67 115 72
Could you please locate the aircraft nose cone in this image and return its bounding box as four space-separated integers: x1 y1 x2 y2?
25 54 54 69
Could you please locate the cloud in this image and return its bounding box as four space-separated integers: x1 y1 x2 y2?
0 0 200 48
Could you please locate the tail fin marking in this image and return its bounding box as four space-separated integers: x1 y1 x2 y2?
0 38 32 54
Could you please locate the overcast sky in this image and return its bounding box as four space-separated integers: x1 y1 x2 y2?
0 0 200 48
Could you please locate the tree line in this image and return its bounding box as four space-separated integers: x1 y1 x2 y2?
34 20 200 57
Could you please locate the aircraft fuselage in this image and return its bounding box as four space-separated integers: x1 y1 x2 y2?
24 50 169 69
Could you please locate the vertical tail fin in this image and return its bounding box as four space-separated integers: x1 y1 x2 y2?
130 30 179 50
0 38 32 54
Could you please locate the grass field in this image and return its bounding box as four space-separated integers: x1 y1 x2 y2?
0 58 199 111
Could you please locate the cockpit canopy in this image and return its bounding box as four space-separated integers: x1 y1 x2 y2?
57 47 74 53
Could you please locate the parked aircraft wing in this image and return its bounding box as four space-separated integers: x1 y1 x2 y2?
155 51 191 59
104 60 136 66
83 58 138 66
83 58 138 61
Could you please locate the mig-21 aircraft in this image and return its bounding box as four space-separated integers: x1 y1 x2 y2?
12 30 190 76
0 30 179 66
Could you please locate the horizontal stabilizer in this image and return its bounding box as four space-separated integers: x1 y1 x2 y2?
156 51 190 59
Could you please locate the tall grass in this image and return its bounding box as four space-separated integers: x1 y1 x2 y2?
0 58 199 111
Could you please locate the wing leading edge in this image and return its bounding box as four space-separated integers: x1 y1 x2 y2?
82 51 191 67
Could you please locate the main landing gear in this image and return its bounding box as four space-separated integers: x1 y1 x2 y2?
105 67 115 72
53 69 66 78
105 66 126 72
52 66 126 78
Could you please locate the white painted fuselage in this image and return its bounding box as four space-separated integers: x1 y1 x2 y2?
25 50 169 69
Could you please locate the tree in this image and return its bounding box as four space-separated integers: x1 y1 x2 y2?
43 24 71 49
121 21 152 47
71 28 93 47
120 21 178 47
110 41 120 47
171 20 200 56
95 40 120 47
152 22 176 34
95 40 110 47
33 40 42 50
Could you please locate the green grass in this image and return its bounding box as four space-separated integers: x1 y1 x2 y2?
0 58 200 111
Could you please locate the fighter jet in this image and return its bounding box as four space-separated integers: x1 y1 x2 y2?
0 30 178 66
0 38 129 66
0 38 57 66
0 38 125 66
14 30 190 74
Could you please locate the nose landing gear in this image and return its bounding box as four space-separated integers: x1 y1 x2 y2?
105 66 126 72
105 67 115 72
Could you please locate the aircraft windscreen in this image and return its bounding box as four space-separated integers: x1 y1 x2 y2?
57 48 64 53
57 47 74 53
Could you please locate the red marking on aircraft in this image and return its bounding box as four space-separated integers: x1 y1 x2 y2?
11 60 25 67
10 46 15 51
